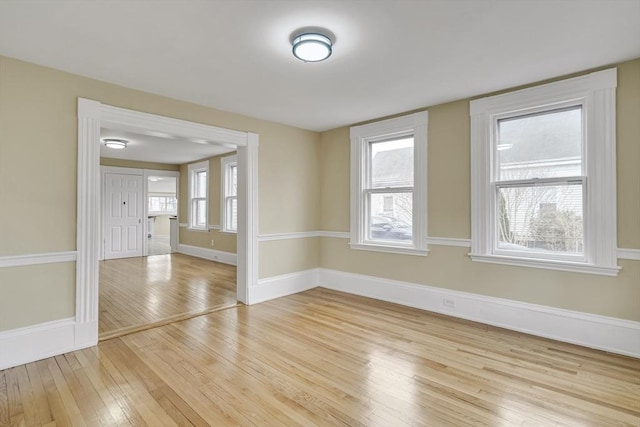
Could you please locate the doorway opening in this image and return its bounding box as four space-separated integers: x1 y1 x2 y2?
76 99 258 348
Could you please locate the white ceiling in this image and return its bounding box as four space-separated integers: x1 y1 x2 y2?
100 128 234 164
1 1 639 132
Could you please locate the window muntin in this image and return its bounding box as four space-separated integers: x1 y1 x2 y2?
350 112 428 255
187 160 208 230
493 104 586 260
221 156 238 233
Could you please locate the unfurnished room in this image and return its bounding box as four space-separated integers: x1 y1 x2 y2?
0 1 639 426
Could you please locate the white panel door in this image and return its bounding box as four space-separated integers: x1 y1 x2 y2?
104 173 143 260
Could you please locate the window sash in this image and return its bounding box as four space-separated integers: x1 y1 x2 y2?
191 197 207 229
363 188 414 246
492 178 586 262
224 196 237 231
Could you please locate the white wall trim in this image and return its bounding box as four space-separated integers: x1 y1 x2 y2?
258 231 320 241
0 318 97 370
249 268 320 305
618 248 640 261
427 237 471 247
177 244 237 266
319 268 640 358
470 254 621 277
317 230 351 239
257 232 639 262
0 251 77 268
76 98 258 361
100 104 249 147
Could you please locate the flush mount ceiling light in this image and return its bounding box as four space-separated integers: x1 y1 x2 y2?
292 32 332 63
102 138 128 149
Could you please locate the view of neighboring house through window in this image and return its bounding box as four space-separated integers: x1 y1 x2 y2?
496 106 584 255
188 160 208 230
350 112 428 255
368 137 414 242
221 155 238 233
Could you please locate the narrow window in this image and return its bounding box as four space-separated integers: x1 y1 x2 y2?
221 155 238 233
187 160 208 230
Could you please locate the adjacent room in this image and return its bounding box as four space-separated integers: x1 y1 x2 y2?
0 1 638 426
98 128 240 338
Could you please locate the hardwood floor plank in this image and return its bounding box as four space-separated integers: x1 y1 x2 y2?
0 370 10 426
99 253 236 336
2 288 639 426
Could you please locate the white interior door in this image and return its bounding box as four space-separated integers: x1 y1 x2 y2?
104 172 143 259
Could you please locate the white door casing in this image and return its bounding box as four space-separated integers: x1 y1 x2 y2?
103 171 143 259
76 98 259 349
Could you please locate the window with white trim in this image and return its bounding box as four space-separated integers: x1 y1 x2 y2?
470 68 619 276
350 112 428 255
221 155 238 233
187 160 208 230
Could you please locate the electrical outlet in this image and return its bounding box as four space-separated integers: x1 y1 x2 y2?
443 298 456 308
210 239 215 247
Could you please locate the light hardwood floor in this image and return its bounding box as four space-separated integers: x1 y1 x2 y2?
1 288 639 426
99 254 237 337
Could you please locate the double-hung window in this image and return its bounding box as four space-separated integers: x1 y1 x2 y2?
470 68 619 276
350 112 428 255
221 155 238 233
187 160 208 230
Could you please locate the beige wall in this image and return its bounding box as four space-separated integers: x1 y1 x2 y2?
0 263 76 331
318 59 640 321
259 238 320 278
0 55 320 329
0 53 637 332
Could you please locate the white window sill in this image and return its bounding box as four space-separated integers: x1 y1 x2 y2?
219 230 237 235
349 242 429 256
469 253 620 277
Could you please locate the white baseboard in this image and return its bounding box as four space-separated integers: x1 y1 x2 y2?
177 244 237 266
0 318 98 370
250 268 320 305
319 268 640 358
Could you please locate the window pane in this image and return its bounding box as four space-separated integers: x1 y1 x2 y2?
167 197 177 213
226 197 237 231
497 184 583 254
148 197 161 212
195 171 207 197
369 192 412 243
230 165 237 196
498 106 582 180
371 137 413 188
193 199 206 227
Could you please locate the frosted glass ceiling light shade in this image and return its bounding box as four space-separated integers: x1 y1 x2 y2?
102 138 128 149
292 33 332 62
